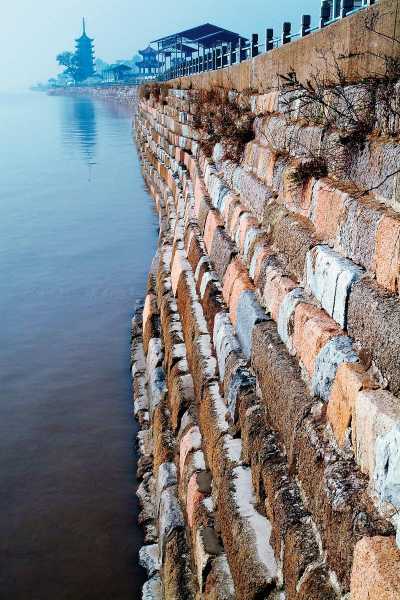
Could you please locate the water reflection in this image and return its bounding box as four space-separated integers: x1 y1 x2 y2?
62 97 97 167
0 92 157 600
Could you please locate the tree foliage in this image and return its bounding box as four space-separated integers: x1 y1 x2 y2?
56 51 79 82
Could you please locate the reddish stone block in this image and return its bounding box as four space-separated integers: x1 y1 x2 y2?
311 180 348 242
238 214 258 253
293 303 341 377
351 536 400 600
186 473 206 528
263 270 297 322
374 213 400 294
229 276 255 326
327 362 375 447
204 210 223 255
222 258 245 304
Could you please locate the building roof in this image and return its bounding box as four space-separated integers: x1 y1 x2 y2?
139 45 158 56
151 23 247 50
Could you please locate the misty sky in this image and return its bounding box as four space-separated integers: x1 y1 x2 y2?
0 0 321 90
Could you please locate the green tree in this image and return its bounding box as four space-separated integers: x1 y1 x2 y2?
56 51 79 82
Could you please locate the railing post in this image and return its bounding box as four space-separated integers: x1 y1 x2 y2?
341 0 354 16
320 0 331 27
251 34 259 58
238 37 243 62
282 22 291 44
266 28 274 51
301 14 311 36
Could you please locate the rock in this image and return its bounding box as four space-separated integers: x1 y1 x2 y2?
311 335 359 402
305 245 364 327
142 575 162 600
353 389 400 485
235 290 268 359
347 278 400 396
218 465 278 600
276 287 305 353
374 424 400 510
139 544 160 577
213 311 241 380
350 536 400 600
327 362 374 447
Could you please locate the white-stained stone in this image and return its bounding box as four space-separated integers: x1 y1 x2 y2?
155 462 177 517
305 245 363 328
225 363 255 423
236 291 269 359
231 466 278 577
375 425 400 513
158 485 184 559
243 227 262 261
353 390 400 505
146 338 163 372
139 544 160 577
311 335 358 401
277 288 305 353
142 575 162 600
213 311 241 379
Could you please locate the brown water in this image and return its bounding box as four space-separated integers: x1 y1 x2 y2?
0 92 158 599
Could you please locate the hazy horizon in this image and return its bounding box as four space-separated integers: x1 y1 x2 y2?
0 0 320 91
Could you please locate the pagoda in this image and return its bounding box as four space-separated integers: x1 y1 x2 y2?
75 18 95 81
135 46 162 76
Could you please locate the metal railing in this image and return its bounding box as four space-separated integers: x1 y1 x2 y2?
155 0 376 81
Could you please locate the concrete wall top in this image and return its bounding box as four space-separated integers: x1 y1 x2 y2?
171 0 400 92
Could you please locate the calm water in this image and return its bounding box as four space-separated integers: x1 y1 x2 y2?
0 92 158 599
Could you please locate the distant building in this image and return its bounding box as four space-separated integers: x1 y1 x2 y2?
135 46 162 76
75 18 95 81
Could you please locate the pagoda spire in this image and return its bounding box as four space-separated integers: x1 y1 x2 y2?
82 17 86 36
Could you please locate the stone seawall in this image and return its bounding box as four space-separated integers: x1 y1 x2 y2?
131 4 400 598
48 85 138 107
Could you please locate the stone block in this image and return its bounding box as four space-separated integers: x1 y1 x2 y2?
375 424 400 511
270 212 317 283
305 245 364 328
162 528 196 600
327 362 374 447
374 213 400 294
236 290 269 359
218 465 278 600
199 382 230 471
139 544 160 578
203 555 235 600
168 373 195 433
142 575 162 600
338 195 383 271
209 227 237 280
294 414 394 591
293 303 342 378
310 179 347 242
353 389 400 485
204 210 224 255
276 287 305 353
158 485 185 559
347 278 400 395
186 473 207 528
251 321 314 463
179 426 202 477
263 268 297 322
213 311 241 380
350 536 400 600
311 335 358 402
